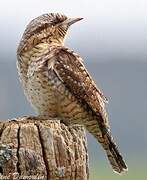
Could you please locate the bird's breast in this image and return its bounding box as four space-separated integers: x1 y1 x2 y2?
25 67 59 117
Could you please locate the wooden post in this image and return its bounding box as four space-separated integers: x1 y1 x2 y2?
0 117 89 180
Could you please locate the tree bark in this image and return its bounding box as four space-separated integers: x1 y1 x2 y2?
0 117 89 180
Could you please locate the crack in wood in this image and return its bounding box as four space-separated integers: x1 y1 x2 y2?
69 128 78 180
16 126 21 175
35 124 50 180
0 124 5 141
83 137 89 179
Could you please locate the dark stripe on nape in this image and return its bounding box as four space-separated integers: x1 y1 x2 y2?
58 27 66 37
26 23 50 40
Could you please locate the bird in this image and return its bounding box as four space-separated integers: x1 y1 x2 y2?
17 13 128 174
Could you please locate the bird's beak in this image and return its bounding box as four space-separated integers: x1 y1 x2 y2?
62 17 83 26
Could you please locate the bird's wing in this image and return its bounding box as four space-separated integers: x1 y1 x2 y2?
52 47 109 128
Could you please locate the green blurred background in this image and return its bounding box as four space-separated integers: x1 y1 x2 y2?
0 0 146 179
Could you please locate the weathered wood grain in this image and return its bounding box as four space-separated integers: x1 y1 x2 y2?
0 117 89 180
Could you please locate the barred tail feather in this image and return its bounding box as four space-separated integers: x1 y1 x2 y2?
102 133 128 174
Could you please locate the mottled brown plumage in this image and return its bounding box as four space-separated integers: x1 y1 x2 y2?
17 13 128 173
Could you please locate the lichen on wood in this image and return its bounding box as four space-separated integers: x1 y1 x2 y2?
0 117 89 180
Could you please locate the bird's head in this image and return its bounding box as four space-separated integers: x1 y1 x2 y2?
18 13 83 53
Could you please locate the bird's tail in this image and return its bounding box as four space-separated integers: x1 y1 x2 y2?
101 132 128 174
